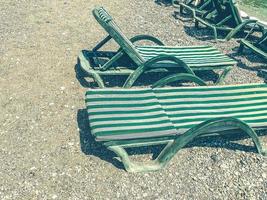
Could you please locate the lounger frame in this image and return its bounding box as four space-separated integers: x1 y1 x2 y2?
85 80 267 172
79 7 236 88
193 0 262 41
239 23 267 59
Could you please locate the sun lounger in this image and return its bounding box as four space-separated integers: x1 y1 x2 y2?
85 83 267 172
79 7 236 88
194 0 262 40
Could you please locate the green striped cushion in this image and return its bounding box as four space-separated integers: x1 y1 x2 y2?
85 88 177 141
154 83 267 133
136 45 237 67
85 84 267 141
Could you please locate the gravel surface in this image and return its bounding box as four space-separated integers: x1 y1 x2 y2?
0 0 266 199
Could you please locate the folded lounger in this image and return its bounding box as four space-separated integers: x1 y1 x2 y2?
79 7 236 88
194 0 264 41
85 82 267 172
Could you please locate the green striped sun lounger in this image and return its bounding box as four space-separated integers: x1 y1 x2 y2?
79 6 237 88
193 0 266 41
85 83 267 172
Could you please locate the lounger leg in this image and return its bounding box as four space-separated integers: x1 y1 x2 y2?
215 67 231 84
213 27 218 41
79 52 105 87
108 146 164 172
90 72 105 88
156 118 266 166
108 118 265 172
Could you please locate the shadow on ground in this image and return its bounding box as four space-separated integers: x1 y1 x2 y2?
77 109 267 171
228 47 267 81
154 0 173 6
75 50 220 88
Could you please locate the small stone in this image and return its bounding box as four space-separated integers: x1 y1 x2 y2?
60 86 65 90
210 154 219 162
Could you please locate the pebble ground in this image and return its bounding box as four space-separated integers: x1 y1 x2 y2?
0 0 266 199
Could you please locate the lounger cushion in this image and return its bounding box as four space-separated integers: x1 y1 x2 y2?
136 45 237 67
86 84 267 141
155 84 267 133
85 89 177 141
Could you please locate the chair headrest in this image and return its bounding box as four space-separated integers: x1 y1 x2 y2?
93 7 113 23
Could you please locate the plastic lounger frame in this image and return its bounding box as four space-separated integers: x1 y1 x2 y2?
85 80 267 172
78 6 236 88
193 0 263 41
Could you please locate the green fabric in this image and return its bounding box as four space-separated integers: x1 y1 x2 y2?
136 45 236 67
85 84 267 141
86 88 177 141
92 7 236 68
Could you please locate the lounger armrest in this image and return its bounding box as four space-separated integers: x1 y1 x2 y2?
151 73 207 88
129 34 165 46
224 19 258 41
123 55 195 88
144 55 195 75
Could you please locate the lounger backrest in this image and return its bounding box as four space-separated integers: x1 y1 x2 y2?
226 0 243 25
92 7 145 66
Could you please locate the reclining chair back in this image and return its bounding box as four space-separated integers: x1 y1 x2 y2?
92 7 145 66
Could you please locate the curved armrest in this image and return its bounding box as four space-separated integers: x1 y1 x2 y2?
151 73 207 88
144 55 195 75
123 55 195 88
224 19 258 41
129 34 165 46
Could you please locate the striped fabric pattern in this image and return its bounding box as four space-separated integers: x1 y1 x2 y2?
85 84 267 141
97 7 112 23
136 45 237 67
154 83 267 134
85 88 177 141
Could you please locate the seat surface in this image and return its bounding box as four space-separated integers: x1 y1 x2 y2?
86 88 177 141
86 84 267 141
136 45 237 68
